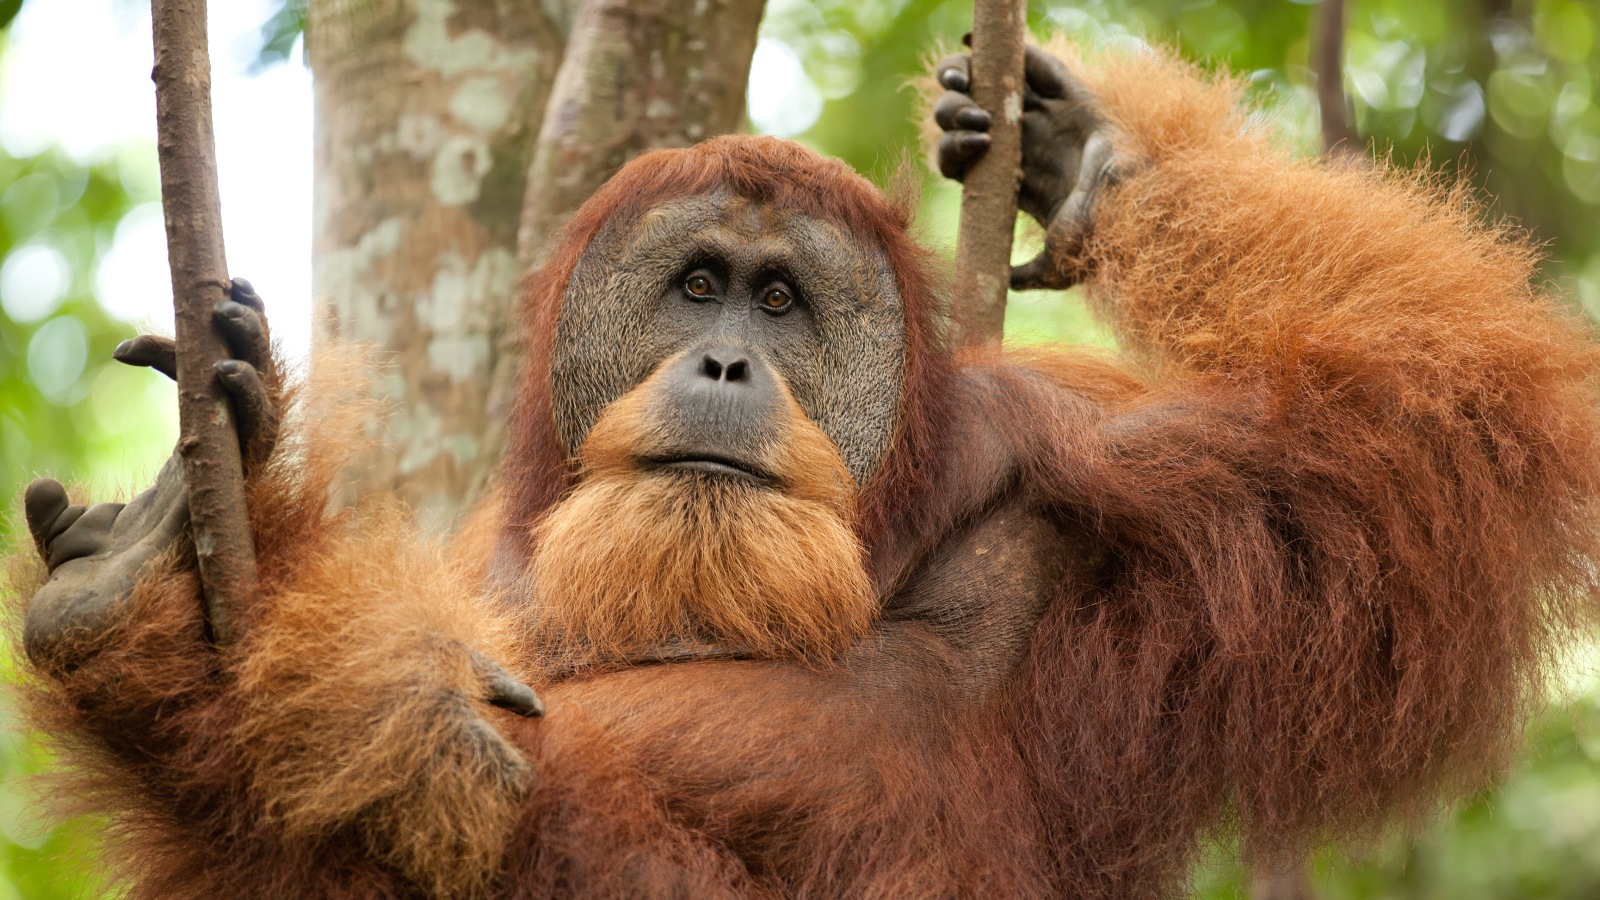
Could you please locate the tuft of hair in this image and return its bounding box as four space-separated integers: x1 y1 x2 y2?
529 375 876 669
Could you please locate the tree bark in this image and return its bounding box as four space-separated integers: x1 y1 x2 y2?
949 0 1027 347
1312 0 1358 157
307 0 567 526
152 0 256 641
512 0 765 271
474 0 766 496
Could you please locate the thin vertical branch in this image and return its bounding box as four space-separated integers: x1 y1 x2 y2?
152 0 256 642
1314 0 1359 156
949 0 1028 347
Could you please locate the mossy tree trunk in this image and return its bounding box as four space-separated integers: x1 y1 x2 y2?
307 0 763 525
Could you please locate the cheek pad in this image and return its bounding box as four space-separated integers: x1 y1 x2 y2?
550 206 718 455
779 228 907 485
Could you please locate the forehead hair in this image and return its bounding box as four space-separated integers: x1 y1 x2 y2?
560 135 919 263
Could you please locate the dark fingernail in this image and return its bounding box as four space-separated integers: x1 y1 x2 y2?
216 360 242 375
941 70 969 91
494 683 545 717
218 300 246 318
961 32 972 47
114 340 133 359
956 108 990 129
232 277 255 294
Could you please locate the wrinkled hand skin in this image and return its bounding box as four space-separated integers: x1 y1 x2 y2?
934 45 1123 290
19 279 541 716
21 279 275 672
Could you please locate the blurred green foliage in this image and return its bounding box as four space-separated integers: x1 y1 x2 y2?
4 0 1600 896
0 43 170 900
247 0 305 74
764 0 1600 340
1189 687 1600 899
0 148 175 507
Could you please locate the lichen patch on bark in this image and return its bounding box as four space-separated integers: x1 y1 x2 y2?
310 0 564 521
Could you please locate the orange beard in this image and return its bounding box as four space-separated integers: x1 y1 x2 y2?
528 374 878 670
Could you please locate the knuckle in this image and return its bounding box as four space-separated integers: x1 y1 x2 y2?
45 505 87 545
217 301 261 329
955 108 989 130
936 59 970 91
22 577 124 674
230 278 265 310
934 93 977 129
218 358 260 381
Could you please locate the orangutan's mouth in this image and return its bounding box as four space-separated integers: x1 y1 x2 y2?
643 453 773 485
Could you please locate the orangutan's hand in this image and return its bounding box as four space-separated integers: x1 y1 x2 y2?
933 44 1123 290
21 279 277 671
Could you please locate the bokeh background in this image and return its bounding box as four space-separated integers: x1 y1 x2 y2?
3 0 1600 896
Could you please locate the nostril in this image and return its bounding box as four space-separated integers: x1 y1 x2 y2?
695 348 757 383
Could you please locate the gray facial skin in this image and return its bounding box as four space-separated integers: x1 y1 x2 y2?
549 193 908 486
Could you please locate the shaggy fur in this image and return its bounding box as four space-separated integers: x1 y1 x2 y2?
8 41 1600 899
1007 46 1600 891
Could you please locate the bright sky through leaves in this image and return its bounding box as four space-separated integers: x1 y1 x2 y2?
1 0 312 356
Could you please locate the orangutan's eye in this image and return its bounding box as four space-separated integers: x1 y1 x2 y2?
684 272 714 299
758 285 794 315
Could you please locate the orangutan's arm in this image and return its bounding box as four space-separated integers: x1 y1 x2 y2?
12 323 544 898
987 42 1600 881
